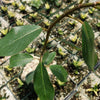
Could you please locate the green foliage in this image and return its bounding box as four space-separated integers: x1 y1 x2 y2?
43 0 61 6
29 12 38 18
42 51 49 63
57 79 66 86
9 53 33 68
80 13 88 20
73 60 84 67
43 51 56 65
31 0 43 9
45 3 50 9
12 2 17 7
17 78 24 86
1 6 7 12
58 48 66 56
88 8 95 14
16 19 24 26
82 21 98 71
96 22 100 28
5 65 13 71
25 71 34 84
0 2 99 99
0 28 8 35
0 25 42 56
68 21 76 26
58 28 63 35
19 5 26 11
86 83 99 96
25 47 35 53
50 65 68 82
8 11 15 18
34 62 54 100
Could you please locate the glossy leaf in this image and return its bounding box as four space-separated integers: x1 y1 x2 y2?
25 71 34 84
34 63 54 100
9 53 33 68
0 25 42 56
50 65 68 82
43 51 56 65
82 21 97 71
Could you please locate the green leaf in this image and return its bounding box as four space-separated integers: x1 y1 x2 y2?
82 21 98 71
25 71 34 84
42 51 49 63
50 65 68 82
31 0 43 9
43 52 56 65
34 63 54 100
0 25 42 56
9 53 33 68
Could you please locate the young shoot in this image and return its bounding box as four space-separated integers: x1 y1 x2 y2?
0 28 8 35
8 11 15 18
16 19 24 26
86 83 99 96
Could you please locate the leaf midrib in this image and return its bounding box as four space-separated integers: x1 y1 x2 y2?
1 27 41 49
41 63 47 98
83 23 94 68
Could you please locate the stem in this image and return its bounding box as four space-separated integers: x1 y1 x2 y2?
79 0 84 4
68 15 84 24
40 2 100 61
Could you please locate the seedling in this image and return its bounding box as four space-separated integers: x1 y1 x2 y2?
45 3 50 10
58 28 63 35
69 34 77 43
0 28 8 35
73 60 84 74
55 0 62 7
68 21 76 27
80 13 88 20
17 78 24 86
12 2 18 7
29 12 38 19
25 47 35 53
19 5 26 11
57 79 66 86
73 60 84 67
1 6 7 12
58 48 66 56
43 19 50 26
31 0 43 9
86 83 99 96
55 13 60 18
50 8 56 14
4 65 12 71
96 22 100 28
88 8 95 14
8 11 15 18
16 19 24 26
41 38 53 48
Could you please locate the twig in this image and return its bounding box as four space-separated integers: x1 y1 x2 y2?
40 2 100 61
